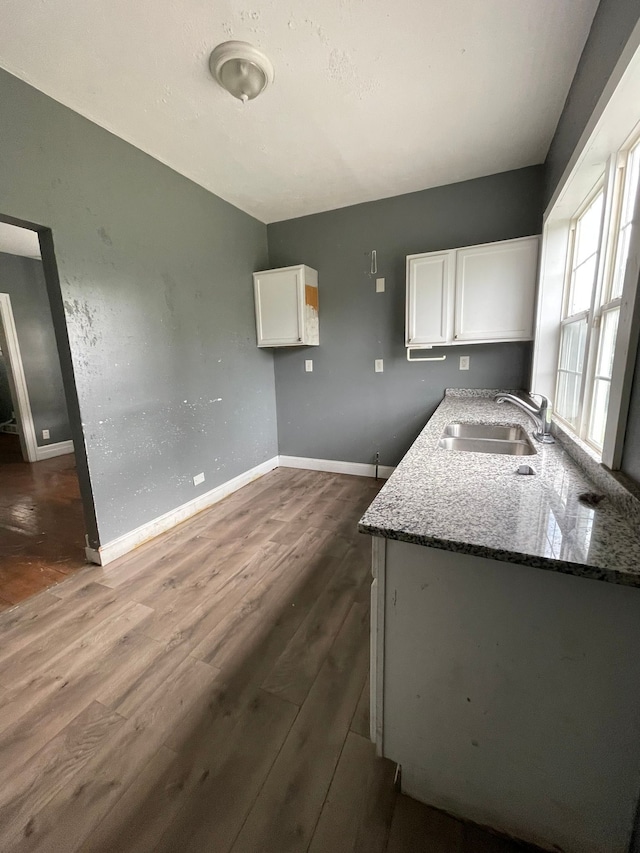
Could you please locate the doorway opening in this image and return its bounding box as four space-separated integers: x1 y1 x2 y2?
0 219 92 609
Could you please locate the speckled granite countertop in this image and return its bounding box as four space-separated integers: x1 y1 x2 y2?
359 390 640 587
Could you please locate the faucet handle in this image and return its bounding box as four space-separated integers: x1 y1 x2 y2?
529 391 549 407
530 392 553 429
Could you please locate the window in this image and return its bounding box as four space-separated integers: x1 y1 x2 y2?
611 140 640 299
534 48 640 470
555 134 640 453
556 190 604 430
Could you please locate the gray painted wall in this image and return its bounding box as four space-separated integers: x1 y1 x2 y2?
0 252 72 445
268 167 544 467
0 68 277 546
544 0 640 204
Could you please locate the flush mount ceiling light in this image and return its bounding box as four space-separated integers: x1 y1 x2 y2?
209 41 274 103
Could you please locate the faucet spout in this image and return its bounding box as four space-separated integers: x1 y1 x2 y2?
494 392 555 444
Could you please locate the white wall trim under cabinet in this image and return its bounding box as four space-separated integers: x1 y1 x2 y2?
279 455 395 479
85 456 280 565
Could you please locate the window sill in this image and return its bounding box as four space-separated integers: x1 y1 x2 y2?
552 417 640 518
553 419 602 465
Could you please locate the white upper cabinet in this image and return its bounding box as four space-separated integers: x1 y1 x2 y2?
405 252 453 346
454 237 539 342
406 236 539 347
253 264 319 347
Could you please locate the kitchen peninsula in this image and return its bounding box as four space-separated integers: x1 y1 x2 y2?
359 389 640 853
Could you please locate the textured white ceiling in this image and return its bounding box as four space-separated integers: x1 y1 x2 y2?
0 0 599 223
0 224 41 259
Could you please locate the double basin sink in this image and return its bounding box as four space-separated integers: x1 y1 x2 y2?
439 422 536 456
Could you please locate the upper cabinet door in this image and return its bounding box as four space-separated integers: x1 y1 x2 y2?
406 252 453 345
254 267 303 346
454 237 539 342
253 265 319 347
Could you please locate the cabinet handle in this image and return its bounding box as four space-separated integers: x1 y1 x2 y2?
298 337 302 342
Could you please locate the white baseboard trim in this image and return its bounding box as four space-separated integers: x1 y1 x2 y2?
85 453 393 567
36 440 74 461
278 455 395 479
85 455 279 566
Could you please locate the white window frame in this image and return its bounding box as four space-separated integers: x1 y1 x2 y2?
553 136 640 459
581 156 624 449
554 182 606 439
533 29 640 471
602 134 640 467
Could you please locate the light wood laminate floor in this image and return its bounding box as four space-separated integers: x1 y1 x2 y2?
0 467 540 852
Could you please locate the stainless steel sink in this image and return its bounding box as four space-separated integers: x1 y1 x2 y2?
442 423 531 441
439 423 536 456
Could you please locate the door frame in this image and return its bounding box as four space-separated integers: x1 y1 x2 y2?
0 292 39 462
0 213 100 552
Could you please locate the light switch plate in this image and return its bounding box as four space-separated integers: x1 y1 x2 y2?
459 356 470 371
305 359 313 372
375 359 384 373
376 278 385 293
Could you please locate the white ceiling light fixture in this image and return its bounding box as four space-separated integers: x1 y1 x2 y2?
209 40 274 104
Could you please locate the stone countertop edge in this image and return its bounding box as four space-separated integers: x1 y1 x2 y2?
358 389 640 588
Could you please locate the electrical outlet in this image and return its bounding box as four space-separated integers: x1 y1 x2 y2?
42 429 50 440
459 356 470 371
305 359 313 372
193 472 205 486
375 359 384 373
375 278 385 293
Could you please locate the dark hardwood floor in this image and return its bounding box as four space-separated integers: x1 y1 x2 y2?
0 439 86 608
0 432 23 464
0 467 540 852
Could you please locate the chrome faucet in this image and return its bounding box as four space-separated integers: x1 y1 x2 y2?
494 392 555 444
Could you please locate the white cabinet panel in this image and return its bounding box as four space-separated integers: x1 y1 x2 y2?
380 538 640 853
406 252 453 345
253 264 319 347
454 237 538 342
255 267 301 345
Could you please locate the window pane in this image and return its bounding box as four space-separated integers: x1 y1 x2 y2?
596 308 619 379
575 193 604 266
567 190 603 316
611 225 631 298
557 317 588 428
567 373 581 425
556 371 567 424
557 371 581 427
570 254 597 314
611 142 640 299
556 371 568 420
587 308 619 449
558 318 587 372
588 379 611 448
